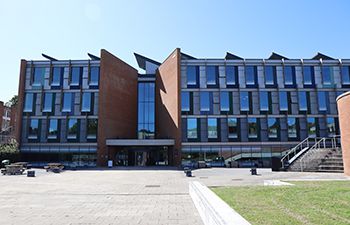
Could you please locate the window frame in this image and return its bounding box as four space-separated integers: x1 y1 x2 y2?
264 66 277 87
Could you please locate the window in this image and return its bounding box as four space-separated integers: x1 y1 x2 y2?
284 66 296 87
341 66 350 86
138 82 155 139
67 118 78 140
207 118 218 139
62 93 73 112
303 66 315 87
187 118 198 139
89 66 99 86
200 92 210 112
228 117 238 139
47 119 59 140
81 92 92 112
240 91 250 112
87 119 98 139
226 66 238 86
265 66 276 86
245 66 257 86
32 67 45 87
70 67 82 87
187 66 199 86
220 91 230 112
318 91 328 112
279 91 289 112
287 117 298 139
43 93 54 113
248 118 258 139
268 118 279 139
181 92 190 112
206 66 218 86
307 117 317 138
298 91 308 112
322 66 334 86
259 91 270 112
23 93 34 112
28 119 39 140
51 67 63 87
326 117 336 137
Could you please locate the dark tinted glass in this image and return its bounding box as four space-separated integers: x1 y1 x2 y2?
303 66 314 86
187 118 198 139
200 92 210 111
24 93 34 112
318 91 328 111
268 118 278 139
307 117 317 137
70 67 82 86
87 119 98 139
62 93 72 112
259 91 269 111
81 92 92 112
33 67 45 86
341 66 350 85
240 91 249 111
298 91 308 111
28 119 39 139
226 66 237 85
51 67 63 86
279 91 288 111
246 66 256 85
228 117 238 139
181 92 190 112
206 66 218 85
220 91 230 112
207 118 218 139
248 118 258 139
89 66 100 86
326 117 336 137
322 66 333 86
43 93 53 112
67 118 78 139
288 117 297 138
265 66 275 85
187 66 198 86
284 66 295 85
48 119 58 139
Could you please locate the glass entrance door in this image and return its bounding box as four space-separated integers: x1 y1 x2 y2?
135 151 147 166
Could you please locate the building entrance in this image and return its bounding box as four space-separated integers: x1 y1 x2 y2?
114 147 168 166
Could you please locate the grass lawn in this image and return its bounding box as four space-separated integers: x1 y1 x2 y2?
212 181 350 225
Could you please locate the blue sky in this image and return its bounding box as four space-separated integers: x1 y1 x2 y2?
1 0 350 101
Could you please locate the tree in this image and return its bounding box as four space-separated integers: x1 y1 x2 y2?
0 139 19 154
8 95 18 107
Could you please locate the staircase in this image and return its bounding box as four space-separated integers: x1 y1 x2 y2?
282 136 343 173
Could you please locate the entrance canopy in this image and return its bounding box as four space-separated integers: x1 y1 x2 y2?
106 139 174 146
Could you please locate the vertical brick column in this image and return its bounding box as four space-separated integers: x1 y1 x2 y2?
337 91 350 176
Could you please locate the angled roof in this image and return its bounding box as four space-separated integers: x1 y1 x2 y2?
42 53 57 61
268 52 289 60
225 52 243 60
134 53 161 70
312 52 334 60
88 53 100 60
181 52 197 60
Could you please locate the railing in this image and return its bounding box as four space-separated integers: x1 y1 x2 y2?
280 137 321 169
299 135 341 172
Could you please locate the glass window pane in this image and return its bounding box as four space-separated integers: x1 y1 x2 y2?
70 67 82 86
268 118 278 139
322 66 333 86
67 118 78 139
87 119 98 139
303 66 314 86
28 119 39 139
279 91 288 111
240 91 249 111
265 66 275 85
51 67 63 86
207 118 218 139
228 117 238 139
206 66 217 85
200 92 210 112
248 118 258 139
187 118 197 139
32 67 45 87
327 117 336 137
318 91 328 111
43 93 53 112
284 66 295 85
187 66 198 86
24 93 34 112
298 91 308 111
260 91 269 111
226 66 237 85
246 66 256 85
81 92 92 112
288 117 297 138
62 93 72 112
89 66 100 86
220 91 230 112
341 66 350 85
307 117 317 138
48 119 58 139
181 92 190 112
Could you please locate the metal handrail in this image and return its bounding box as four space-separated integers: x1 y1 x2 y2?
299 135 341 172
280 137 321 167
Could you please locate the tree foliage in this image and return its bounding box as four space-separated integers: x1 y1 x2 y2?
0 139 19 154
8 95 18 107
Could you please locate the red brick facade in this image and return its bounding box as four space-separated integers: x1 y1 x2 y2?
337 92 350 176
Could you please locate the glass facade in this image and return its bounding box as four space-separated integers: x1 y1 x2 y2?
322 66 334 86
259 91 269 112
279 91 289 112
206 66 218 86
43 93 54 113
181 92 190 112
70 67 82 87
138 82 155 139
287 117 298 139
284 66 295 87
220 91 230 112
81 92 92 112
245 66 257 86
248 118 258 139
47 119 59 140
240 91 250 112
227 117 238 139
24 93 34 112
87 119 98 140
200 91 211 112
89 66 100 86
265 66 276 86
226 66 238 86
318 91 328 112
28 119 39 140
341 66 350 86
326 117 336 137
268 118 279 139
187 118 198 139
67 118 78 140
187 66 199 86
307 117 317 138
303 66 315 87
298 91 308 112
62 93 73 112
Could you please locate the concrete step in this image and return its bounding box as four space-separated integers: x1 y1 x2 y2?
319 162 344 166
317 169 344 173
318 165 344 170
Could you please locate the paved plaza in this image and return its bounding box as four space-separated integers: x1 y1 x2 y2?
0 168 349 225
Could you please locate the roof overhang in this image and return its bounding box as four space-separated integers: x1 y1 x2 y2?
106 139 175 146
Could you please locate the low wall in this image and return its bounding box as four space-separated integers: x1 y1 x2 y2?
189 181 251 225
336 91 350 176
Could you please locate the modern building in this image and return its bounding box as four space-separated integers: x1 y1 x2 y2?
15 49 349 168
